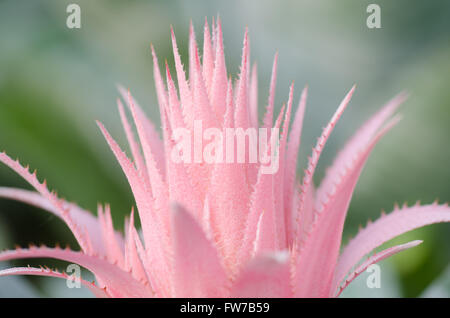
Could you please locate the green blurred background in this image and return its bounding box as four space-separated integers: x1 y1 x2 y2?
0 0 449 297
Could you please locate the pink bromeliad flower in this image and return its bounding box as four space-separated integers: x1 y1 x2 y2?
0 19 449 298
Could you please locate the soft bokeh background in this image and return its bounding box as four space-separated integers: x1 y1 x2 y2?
0 0 449 297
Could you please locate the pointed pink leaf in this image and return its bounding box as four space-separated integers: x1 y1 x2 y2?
274 83 294 248
124 208 149 286
117 86 166 177
295 86 355 246
117 99 148 181
150 45 171 158
316 92 408 209
127 92 171 229
202 18 215 95
165 62 187 130
249 63 258 128
334 203 450 295
335 240 422 297
0 246 152 297
150 46 169 112
262 53 278 129
130 223 165 297
188 21 197 86
191 39 217 128
0 153 94 254
96 121 172 294
170 27 193 127
292 115 398 297
234 28 250 130
240 171 276 263
284 86 308 244
210 18 228 123
97 204 125 269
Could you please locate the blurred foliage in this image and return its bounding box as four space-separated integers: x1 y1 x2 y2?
0 0 449 297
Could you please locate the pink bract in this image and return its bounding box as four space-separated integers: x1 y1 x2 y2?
0 18 449 297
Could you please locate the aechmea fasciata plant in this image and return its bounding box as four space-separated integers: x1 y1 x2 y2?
0 18 449 298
